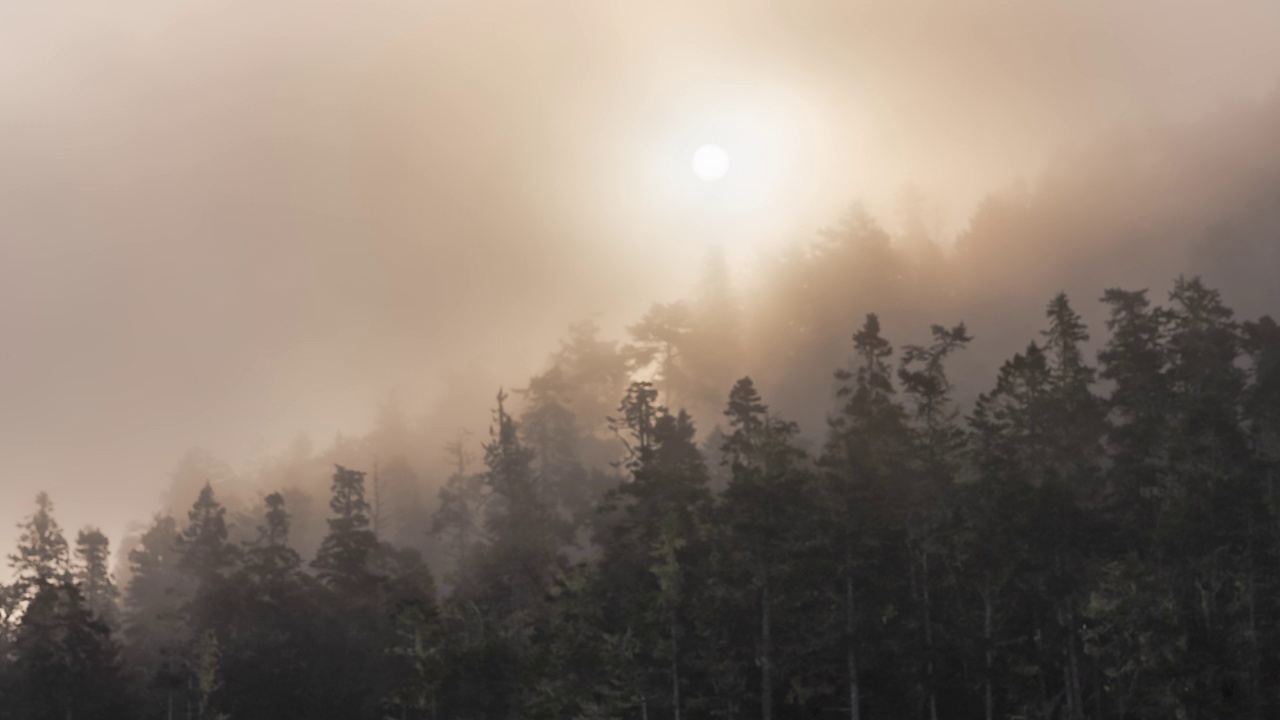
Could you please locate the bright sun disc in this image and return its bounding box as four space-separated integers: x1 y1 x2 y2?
692 144 729 181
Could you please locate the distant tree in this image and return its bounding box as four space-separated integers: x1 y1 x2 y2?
312 465 382 594
432 432 488 588
544 319 634 461
214 492 328 720
682 247 745 414
9 492 71 592
176 483 238 592
242 491 302 579
518 366 599 525
122 514 188 720
470 389 567 623
74 527 119 626
628 302 699 409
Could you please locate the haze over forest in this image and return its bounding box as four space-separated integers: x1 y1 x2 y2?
8 2 1280 719
2 0 1279 557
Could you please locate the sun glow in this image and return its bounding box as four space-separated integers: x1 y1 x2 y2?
615 69 875 286
692 144 729 181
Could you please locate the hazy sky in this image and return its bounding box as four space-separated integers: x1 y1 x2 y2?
2 0 1279 560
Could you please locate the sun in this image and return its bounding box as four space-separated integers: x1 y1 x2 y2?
692 144 730 182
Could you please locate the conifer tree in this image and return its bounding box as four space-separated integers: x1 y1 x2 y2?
312 465 381 594
598 381 713 720
9 581 132 720
123 514 187 719
432 432 488 588
74 527 119 626
9 492 71 593
176 483 238 591
718 377 813 720
898 322 970 720
628 303 699 410
821 313 911 720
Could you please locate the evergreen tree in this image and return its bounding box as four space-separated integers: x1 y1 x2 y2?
440 390 566 720
717 377 815 720
518 366 600 526
597 381 713 720
628 302 699 410
122 514 188 720
312 465 382 593
9 492 71 593
176 483 238 591
821 313 912 720
8 581 132 720
898 322 970 720
432 432 488 589
74 527 119 626
471 389 567 622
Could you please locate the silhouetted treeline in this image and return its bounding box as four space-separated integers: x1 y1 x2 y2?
4 271 1280 720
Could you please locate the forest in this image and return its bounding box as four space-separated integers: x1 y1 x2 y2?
5 78 1280 720
4 186 1280 720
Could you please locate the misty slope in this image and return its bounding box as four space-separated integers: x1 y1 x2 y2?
748 89 1280 434
107 88 1280 586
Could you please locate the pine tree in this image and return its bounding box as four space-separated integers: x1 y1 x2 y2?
244 491 303 580
218 492 333 720
964 344 1053 720
176 483 238 590
9 492 71 593
122 514 188 720
472 389 567 622
898 322 970 720
1034 294 1106 720
821 313 912 720
312 465 381 594
718 377 813 720
9 580 132 720
597 381 713 720
628 303 698 410
1098 287 1169 538
74 527 119 626
432 432 488 589
518 366 597 524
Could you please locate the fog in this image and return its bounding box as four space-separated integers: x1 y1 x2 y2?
3 0 1279 559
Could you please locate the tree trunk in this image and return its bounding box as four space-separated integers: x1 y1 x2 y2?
846 538 861 720
983 578 994 720
1247 563 1261 720
923 551 938 720
762 583 773 720
671 619 681 720
1036 623 1049 720
1092 654 1104 720
1068 628 1085 720
372 459 385 542
1064 657 1076 720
